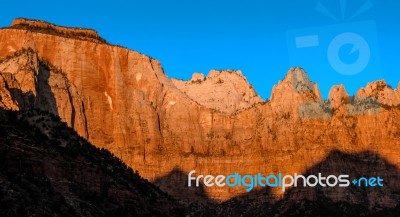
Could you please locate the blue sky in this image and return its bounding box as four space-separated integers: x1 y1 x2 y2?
1 0 399 99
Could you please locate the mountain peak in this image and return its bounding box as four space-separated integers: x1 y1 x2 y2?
356 80 400 106
2 19 400 207
328 84 348 110
269 67 323 118
172 69 263 114
271 68 320 99
283 67 316 92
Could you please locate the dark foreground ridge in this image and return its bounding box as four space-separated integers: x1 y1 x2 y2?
153 150 400 217
0 109 185 217
214 150 400 217
0 18 400 217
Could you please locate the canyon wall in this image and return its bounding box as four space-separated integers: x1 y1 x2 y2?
0 19 399 205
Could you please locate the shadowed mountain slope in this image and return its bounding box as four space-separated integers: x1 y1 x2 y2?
0 109 185 217
1 18 400 204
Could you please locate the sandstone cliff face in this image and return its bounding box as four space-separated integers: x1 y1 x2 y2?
0 48 89 138
172 70 263 114
0 19 400 207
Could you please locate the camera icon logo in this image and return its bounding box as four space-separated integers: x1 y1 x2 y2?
287 1 381 89
327 32 370 75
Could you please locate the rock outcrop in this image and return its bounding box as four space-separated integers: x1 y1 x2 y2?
172 70 263 114
9 18 106 43
0 18 400 208
356 80 400 106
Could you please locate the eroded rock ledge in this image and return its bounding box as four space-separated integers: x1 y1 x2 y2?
8 18 106 43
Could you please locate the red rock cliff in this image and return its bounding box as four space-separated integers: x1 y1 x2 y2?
0 19 399 205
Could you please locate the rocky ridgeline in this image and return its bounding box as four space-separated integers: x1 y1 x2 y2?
0 18 400 211
172 69 263 114
8 18 106 43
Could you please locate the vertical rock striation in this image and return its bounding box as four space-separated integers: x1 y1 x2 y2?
0 19 399 206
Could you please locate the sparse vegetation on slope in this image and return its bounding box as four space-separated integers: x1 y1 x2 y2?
7 23 107 44
0 109 185 217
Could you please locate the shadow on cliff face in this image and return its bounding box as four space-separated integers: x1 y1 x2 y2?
154 150 400 216
34 61 58 115
246 150 400 217
279 151 399 210
4 60 58 115
154 167 216 205
8 89 35 110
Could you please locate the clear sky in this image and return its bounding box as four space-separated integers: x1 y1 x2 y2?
1 0 399 99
